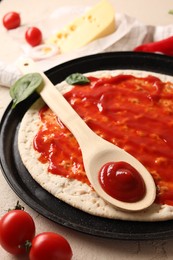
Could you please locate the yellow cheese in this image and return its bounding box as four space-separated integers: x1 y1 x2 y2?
47 0 116 53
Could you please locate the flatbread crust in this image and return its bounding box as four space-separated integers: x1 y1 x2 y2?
18 70 173 221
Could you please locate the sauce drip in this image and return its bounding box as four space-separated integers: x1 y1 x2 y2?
34 74 173 206
99 161 146 202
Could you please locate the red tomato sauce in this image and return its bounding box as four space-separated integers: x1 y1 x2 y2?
99 161 146 202
33 74 173 206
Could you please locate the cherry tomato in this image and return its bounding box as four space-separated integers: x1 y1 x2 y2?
2 12 21 30
25 27 42 47
0 210 35 255
29 232 73 260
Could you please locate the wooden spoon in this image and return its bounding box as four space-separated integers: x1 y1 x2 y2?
18 58 156 211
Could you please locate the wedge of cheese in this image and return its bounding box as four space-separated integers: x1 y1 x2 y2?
47 0 116 53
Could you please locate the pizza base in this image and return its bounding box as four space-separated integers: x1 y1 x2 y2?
18 70 173 221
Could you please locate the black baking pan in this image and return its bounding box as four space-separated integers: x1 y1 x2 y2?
1 52 173 240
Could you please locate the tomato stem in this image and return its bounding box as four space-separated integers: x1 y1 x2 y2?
8 201 25 211
25 240 32 253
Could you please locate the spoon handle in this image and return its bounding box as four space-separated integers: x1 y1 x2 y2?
18 58 97 149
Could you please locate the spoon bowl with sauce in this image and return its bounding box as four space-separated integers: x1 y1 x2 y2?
18 58 156 212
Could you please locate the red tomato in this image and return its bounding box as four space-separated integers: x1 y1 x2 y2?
2 12 21 30
29 232 73 260
0 210 35 255
25 27 42 47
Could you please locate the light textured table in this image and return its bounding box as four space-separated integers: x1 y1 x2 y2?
0 0 173 259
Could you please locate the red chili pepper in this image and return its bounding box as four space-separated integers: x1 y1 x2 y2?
134 36 173 56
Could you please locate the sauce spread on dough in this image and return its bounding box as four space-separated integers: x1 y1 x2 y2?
34 74 173 206
99 161 146 202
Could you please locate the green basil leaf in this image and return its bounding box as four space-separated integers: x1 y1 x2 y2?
169 9 173 14
10 73 43 108
65 73 90 85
